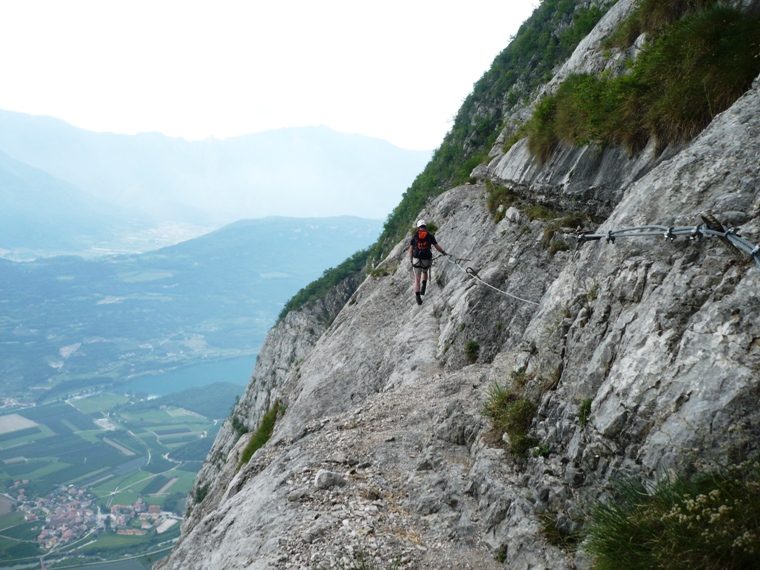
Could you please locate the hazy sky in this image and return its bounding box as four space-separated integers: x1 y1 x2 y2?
0 0 537 150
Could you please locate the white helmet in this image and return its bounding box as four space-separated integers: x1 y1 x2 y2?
417 219 426 228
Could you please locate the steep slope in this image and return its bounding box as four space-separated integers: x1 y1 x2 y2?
158 2 760 569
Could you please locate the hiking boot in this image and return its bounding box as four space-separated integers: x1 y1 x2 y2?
421 280 427 295
415 292 422 305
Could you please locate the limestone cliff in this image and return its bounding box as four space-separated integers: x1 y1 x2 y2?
182 272 362 533
157 3 760 569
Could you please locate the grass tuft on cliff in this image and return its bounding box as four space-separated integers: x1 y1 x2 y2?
529 4 760 160
605 0 719 48
237 402 283 470
587 461 760 569
483 381 538 457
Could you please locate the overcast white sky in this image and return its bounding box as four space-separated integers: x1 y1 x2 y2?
0 0 537 151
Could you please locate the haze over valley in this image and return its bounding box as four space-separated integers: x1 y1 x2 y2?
0 109 429 260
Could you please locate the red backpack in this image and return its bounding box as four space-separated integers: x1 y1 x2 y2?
413 230 431 258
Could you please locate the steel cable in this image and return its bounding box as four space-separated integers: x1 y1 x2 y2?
434 255 541 306
575 222 760 268
412 218 757 308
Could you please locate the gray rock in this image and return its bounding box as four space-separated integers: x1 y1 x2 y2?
287 487 309 502
326 452 347 464
314 470 345 489
505 206 521 224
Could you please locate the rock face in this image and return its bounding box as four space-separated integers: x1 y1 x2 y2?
157 17 760 570
181 272 362 532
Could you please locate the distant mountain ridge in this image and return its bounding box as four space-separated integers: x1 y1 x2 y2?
0 110 431 224
0 149 141 253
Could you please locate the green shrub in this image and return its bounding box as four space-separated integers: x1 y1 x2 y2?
509 431 539 457
587 282 600 302
607 0 719 48
495 547 507 563
483 382 517 420
485 180 520 223
238 403 283 469
587 464 760 569
542 228 557 249
529 5 760 160
483 382 538 458
539 511 582 549
411 221 439 236
549 240 570 256
523 204 559 221
641 0 718 33
503 398 537 434
502 124 528 153
556 213 586 229
465 340 480 363
230 414 248 436
486 180 519 217
603 5 644 48
486 179 572 226
579 398 593 426
527 95 559 163
637 6 760 147
510 366 534 387
194 484 209 504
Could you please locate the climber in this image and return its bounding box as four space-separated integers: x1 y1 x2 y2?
410 220 447 305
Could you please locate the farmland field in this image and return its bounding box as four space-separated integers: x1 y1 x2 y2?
0 414 37 434
71 393 129 414
0 381 240 566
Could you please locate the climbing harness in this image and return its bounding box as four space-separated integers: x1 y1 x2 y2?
574 222 760 268
435 255 541 306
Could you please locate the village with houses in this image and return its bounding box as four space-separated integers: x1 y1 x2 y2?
0 382 224 565
8 480 180 552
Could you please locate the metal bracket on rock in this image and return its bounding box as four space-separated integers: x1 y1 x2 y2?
421 218 758 308
575 223 760 268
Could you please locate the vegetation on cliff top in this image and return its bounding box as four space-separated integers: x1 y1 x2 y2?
277 248 369 322
528 2 760 160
